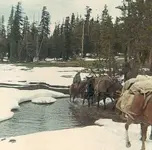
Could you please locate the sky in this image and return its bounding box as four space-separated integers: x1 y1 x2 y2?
0 0 122 32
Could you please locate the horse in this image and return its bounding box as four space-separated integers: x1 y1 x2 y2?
82 76 95 107
105 77 123 109
69 80 87 102
93 75 122 109
120 93 152 150
69 76 96 107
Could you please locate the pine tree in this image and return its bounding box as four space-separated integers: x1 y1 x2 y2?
145 0 152 72
28 21 39 62
70 13 77 58
101 5 114 76
0 15 7 61
113 17 122 55
20 16 30 61
39 6 51 60
83 6 92 57
64 16 71 60
89 16 101 57
116 0 146 79
12 2 23 41
10 2 23 62
50 23 61 58
0 15 6 38
73 15 83 56
7 6 14 59
7 6 14 38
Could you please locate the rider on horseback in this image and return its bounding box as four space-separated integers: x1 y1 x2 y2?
73 72 81 85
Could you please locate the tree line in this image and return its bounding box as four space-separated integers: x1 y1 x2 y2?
0 2 50 62
0 0 152 75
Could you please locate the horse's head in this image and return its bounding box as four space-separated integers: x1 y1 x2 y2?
109 77 123 98
114 78 123 91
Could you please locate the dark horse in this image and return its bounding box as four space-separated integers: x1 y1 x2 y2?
82 76 95 107
88 75 122 109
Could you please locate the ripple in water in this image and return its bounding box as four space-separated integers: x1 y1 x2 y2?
0 98 80 138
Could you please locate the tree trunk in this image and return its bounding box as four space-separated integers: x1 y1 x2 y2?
108 41 112 77
124 45 129 81
81 20 84 58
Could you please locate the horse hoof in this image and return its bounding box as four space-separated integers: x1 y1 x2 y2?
126 141 131 148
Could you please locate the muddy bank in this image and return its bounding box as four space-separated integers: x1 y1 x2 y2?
68 102 125 126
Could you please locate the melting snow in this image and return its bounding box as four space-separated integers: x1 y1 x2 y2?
0 63 151 150
0 119 152 150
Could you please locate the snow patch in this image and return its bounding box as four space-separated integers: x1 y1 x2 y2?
0 64 88 86
32 97 56 104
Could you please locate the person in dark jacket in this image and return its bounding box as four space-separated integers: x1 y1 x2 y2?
87 82 94 97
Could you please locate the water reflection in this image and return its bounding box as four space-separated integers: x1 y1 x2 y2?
0 98 79 138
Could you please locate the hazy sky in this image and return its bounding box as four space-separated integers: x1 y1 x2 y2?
0 0 122 32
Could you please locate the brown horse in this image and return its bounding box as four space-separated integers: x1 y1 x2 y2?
69 77 95 107
69 80 87 102
120 93 152 150
92 75 122 109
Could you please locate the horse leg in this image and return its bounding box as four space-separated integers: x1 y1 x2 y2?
93 94 96 103
91 95 94 105
108 93 115 110
82 97 85 105
97 93 100 108
87 96 90 107
82 92 87 105
141 123 148 150
140 123 146 141
82 93 86 105
149 126 152 140
125 118 132 148
70 93 73 102
110 97 116 110
73 95 75 102
103 94 107 110
112 99 118 111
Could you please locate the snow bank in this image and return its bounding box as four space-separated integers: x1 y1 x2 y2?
0 119 152 150
0 88 67 122
84 57 97 61
32 97 56 104
0 64 87 86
